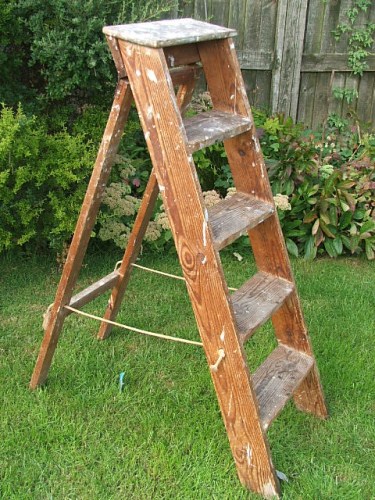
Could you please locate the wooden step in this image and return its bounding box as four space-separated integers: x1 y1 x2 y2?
253 345 314 430
208 192 274 250
184 110 252 153
231 272 294 343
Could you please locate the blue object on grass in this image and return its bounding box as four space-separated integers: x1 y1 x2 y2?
119 372 125 392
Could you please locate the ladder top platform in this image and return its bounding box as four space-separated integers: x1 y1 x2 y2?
103 18 237 48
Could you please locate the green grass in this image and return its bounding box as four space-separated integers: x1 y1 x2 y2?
0 249 374 499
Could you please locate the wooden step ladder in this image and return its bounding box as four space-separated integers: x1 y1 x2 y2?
30 18 328 498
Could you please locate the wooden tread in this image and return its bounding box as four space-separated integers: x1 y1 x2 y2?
231 272 294 343
208 192 274 250
253 345 314 430
184 110 252 153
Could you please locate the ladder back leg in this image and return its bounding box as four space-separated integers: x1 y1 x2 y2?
199 37 327 419
98 73 199 340
30 81 132 388
97 171 159 339
117 39 280 497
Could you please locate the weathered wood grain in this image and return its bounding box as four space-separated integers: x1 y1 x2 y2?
163 43 200 68
103 18 236 47
272 0 309 118
68 271 119 311
30 80 133 388
302 54 375 72
119 37 280 498
208 192 274 250
184 111 252 154
231 273 294 342
253 345 314 430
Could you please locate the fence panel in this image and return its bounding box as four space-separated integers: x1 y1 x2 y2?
174 0 375 128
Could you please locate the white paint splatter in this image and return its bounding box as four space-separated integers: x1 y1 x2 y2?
147 106 153 120
146 69 158 83
201 255 207 265
113 104 120 111
261 481 278 499
159 185 165 192
168 55 175 67
246 444 252 467
229 42 235 49
144 131 150 140
228 390 233 415
135 69 141 77
202 220 208 247
204 208 209 222
220 329 225 342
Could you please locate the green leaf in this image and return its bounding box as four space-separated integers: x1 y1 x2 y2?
312 218 320 235
304 236 317 260
320 220 336 238
333 237 343 255
324 239 338 258
340 234 352 251
286 238 299 257
360 219 375 234
365 240 375 260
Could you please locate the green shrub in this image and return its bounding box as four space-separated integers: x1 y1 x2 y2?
8 0 176 108
0 104 95 251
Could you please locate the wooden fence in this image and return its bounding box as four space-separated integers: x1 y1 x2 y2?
169 0 375 128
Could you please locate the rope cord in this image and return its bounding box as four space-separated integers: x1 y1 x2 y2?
64 305 203 347
126 262 238 292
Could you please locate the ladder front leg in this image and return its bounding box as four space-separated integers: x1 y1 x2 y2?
30 81 132 389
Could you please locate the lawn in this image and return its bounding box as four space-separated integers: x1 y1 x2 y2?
0 249 374 499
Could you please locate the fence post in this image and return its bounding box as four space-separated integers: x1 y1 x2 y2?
271 0 309 120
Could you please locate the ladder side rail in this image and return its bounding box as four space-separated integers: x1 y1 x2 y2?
199 38 327 419
30 80 132 389
118 39 280 497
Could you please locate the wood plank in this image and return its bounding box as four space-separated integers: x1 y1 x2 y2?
105 35 126 79
253 345 314 430
103 19 236 48
302 54 375 72
311 72 332 129
208 192 274 250
184 110 252 153
119 38 280 498
303 0 326 54
169 64 202 86
163 43 200 68
297 72 317 125
236 50 274 71
272 0 309 118
30 80 133 389
228 0 247 49
231 273 294 343
357 73 375 124
68 271 119 311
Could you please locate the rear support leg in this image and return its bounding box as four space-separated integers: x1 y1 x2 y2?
30 80 132 388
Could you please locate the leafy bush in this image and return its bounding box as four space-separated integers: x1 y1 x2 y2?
0 105 95 251
2 0 176 108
